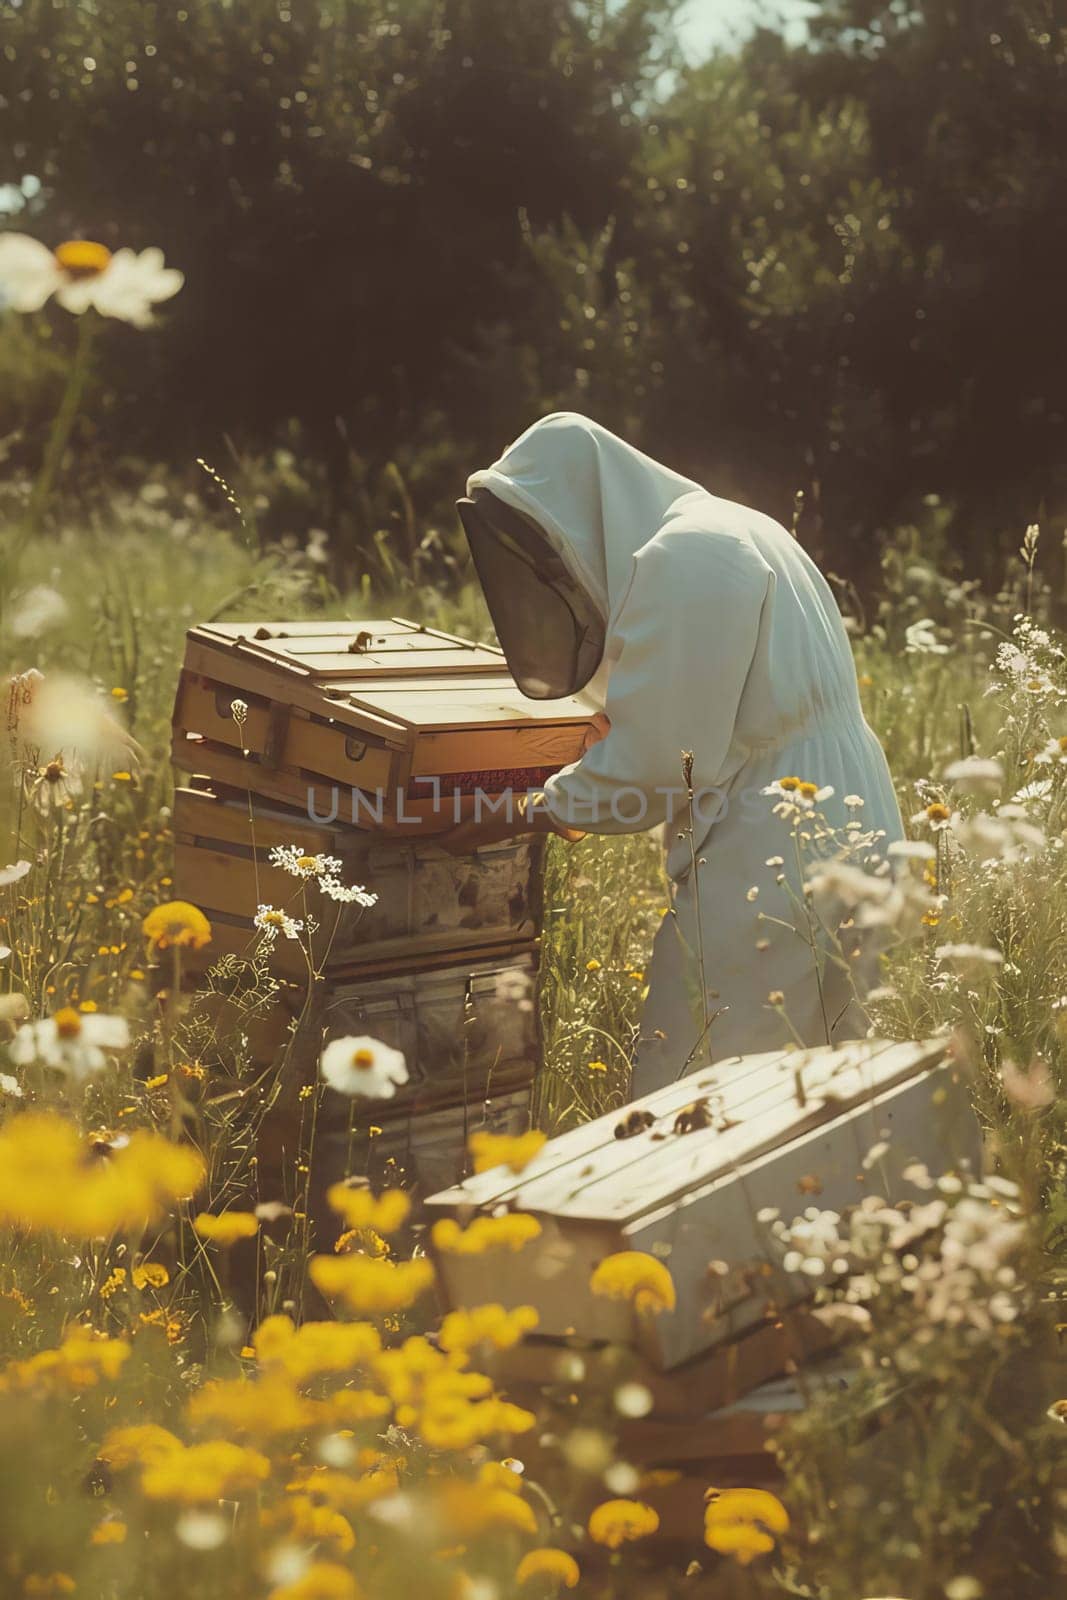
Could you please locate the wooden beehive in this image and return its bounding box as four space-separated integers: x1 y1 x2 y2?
425 1037 982 1371
172 617 595 831
172 783 546 982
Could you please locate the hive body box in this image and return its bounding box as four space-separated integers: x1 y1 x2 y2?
426 1037 982 1370
172 617 594 831
171 618 595 1172
173 782 546 982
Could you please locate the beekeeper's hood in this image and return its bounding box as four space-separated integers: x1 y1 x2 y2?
460 412 700 699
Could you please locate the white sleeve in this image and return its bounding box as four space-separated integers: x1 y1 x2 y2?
542 528 773 835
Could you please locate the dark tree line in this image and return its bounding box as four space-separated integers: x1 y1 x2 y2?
2 0 1065 577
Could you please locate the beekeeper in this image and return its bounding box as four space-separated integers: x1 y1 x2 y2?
456 412 903 1092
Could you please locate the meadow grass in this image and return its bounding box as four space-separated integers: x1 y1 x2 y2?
1 497 1065 1598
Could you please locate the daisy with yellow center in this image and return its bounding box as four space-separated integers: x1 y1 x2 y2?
269 844 343 879
143 900 212 951
254 904 304 942
0 234 183 324
9 1006 130 1082
319 1035 409 1099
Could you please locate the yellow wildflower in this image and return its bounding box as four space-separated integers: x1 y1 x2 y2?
326 1182 410 1235
335 1225 390 1258
588 1059 608 1073
703 1486 790 1565
268 1495 357 1556
325 1388 393 1427
23 1576 76 1596
140 1439 271 1504
418 1392 536 1451
187 1374 319 1437
90 1518 127 1546
99 1267 127 1299
267 1563 362 1600
193 1211 259 1246
142 900 212 951
590 1250 676 1314
309 1253 434 1314
587 1498 660 1548
100 1424 183 1469
2 1329 131 1395
431 1213 542 1255
0 1112 203 1238
436 1476 538 1538
516 1549 581 1588
438 1303 539 1354
467 1129 547 1175
253 1314 382 1383
132 1262 170 1290
144 1072 169 1090
585 958 602 971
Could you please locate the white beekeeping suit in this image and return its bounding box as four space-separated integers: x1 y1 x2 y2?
465 412 903 1091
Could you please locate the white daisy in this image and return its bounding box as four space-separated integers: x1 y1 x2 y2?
268 845 343 879
905 618 950 655
319 876 378 907
943 756 1004 793
319 1035 409 1099
9 1007 130 1083
1035 736 1067 766
0 1072 22 1098
254 905 304 942
0 234 183 325
0 861 31 888
935 943 1004 972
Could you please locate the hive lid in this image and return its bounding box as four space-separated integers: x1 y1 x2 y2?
426 1037 949 1226
185 616 595 734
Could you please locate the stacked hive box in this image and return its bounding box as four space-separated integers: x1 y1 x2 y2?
171 616 596 1190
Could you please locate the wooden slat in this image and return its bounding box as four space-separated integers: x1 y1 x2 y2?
181 639 412 742
173 787 336 853
429 1040 937 1219
486 1308 837 1418
548 1040 943 1222
427 1046 797 1210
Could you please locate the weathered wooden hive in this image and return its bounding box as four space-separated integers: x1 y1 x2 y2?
426 1037 981 1369
426 1037 981 1527
171 616 595 1190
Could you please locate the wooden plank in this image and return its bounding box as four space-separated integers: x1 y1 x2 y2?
182 639 411 743
268 647 510 679
280 637 504 663
428 1039 937 1221
172 787 335 853
486 1308 837 1418
426 1045 802 1210
546 1039 945 1222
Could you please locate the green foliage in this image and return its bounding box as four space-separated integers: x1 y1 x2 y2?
4 1 1065 570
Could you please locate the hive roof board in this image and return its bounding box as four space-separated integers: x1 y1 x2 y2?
425 1037 981 1370
173 619 596 824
